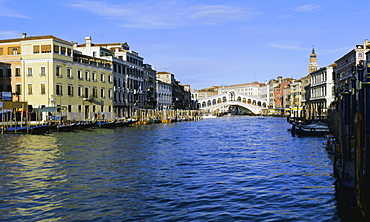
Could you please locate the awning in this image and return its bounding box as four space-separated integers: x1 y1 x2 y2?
40 107 59 112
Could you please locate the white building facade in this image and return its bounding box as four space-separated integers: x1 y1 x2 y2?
156 80 172 110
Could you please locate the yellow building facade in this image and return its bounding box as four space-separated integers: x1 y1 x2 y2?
0 34 114 120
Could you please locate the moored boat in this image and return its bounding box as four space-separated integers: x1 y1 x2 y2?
2 124 55 134
3 126 28 134
94 120 116 128
76 121 95 130
56 123 78 132
291 121 329 137
30 124 56 134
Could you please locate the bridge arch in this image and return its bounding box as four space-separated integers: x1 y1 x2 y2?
198 93 266 115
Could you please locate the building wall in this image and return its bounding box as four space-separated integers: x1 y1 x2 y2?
156 80 172 109
0 35 114 120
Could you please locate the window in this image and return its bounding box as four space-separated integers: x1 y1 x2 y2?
33 45 40 53
68 105 72 112
54 45 59 53
101 88 105 98
56 84 62 96
15 84 21 95
61 47 66 55
40 67 46 76
6 68 11 77
0 69 3 78
68 85 74 96
41 45 51 53
101 73 105 82
93 87 97 98
0 47 3 55
85 87 89 98
78 85 83 97
8 47 20 55
78 70 82 79
108 88 112 99
108 74 112 83
56 66 61 77
41 83 46 95
27 67 33 76
15 67 20 77
67 68 72 79
92 72 97 81
28 83 33 95
85 71 90 81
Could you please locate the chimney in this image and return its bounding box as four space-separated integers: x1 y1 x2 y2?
85 36 92 47
22 33 27 38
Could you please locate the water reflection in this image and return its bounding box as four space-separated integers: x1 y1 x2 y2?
0 134 63 220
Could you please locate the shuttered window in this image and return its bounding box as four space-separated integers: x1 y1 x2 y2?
33 45 40 53
54 45 59 53
41 45 51 53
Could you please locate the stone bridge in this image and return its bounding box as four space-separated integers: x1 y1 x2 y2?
198 92 267 114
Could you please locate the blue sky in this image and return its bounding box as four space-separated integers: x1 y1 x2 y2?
1 0 370 89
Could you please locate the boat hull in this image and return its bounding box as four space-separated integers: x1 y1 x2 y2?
291 122 329 137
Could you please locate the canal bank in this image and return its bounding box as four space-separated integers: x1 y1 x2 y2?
324 63 370 220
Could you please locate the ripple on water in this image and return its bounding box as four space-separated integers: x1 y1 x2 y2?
0 117 338 221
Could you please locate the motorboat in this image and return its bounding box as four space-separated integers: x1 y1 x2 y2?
201 114 217 119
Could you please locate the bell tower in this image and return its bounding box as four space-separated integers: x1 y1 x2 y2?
308 48 318 74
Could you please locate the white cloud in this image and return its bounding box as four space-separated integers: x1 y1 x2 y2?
0 1 31 19
188 4 259 25
0 30 21 39
293 4 321 12
67 0 260 29
269 42 305 51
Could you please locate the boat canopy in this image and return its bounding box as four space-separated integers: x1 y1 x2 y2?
40 107 59 112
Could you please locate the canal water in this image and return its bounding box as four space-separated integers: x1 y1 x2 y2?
0 116 339 221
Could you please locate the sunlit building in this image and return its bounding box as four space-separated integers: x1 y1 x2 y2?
74 36 147 117
0 34 114 120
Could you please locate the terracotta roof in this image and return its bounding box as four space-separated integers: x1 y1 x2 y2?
0 35 72 44
77 43 123 47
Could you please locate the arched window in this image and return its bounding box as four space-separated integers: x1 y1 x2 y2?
207 100 211 106
202 102 206 107
237 97 241 102
212 99 216 105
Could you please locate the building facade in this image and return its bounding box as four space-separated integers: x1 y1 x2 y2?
156 80 172 110
74 37 146 117
0 34 114 120
334 39 370 94
156 71 191 109
308 64 335 118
